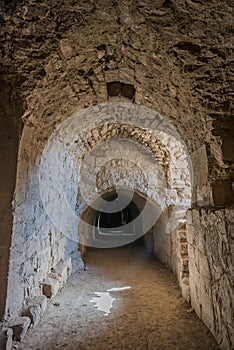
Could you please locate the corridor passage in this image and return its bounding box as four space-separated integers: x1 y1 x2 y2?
18 243 220 350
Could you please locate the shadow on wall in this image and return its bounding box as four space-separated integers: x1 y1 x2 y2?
0 80 24 320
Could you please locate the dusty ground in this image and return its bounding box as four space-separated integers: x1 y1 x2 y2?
17 242 220 350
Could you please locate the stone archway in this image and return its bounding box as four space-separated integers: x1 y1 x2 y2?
5 102 193 323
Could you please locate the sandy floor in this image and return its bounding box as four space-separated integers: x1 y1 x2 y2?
17 242 220 350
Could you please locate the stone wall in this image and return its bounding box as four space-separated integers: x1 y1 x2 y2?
5 124 78 318
153 209 190 301
187 208 234 350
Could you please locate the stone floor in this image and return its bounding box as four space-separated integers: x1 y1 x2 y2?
17 242 220 350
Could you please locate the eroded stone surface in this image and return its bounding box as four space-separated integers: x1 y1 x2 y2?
187 208 234 350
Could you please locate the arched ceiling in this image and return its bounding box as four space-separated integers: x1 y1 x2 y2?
0 0 233 156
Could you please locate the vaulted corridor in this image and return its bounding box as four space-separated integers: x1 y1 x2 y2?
1 1 233 349
18 242 219 350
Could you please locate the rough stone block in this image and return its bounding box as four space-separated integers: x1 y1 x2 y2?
37 295 47 317
22 304 40 327
51 260 68 284
22 296 47 327
50 257 72 284
31 295 47 315
181 258 189 273
0 327 13 350
42 279 60 299
9 317 30 342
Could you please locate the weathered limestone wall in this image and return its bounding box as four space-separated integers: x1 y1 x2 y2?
188 140 233 350
153 210 190 301
154 140 234 349
187 208 234 350
5 125 78 318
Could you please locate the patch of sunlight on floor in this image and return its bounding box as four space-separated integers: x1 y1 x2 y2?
107 286 131 292
90 286 131 315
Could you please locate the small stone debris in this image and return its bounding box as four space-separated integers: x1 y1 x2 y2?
42 278 60 299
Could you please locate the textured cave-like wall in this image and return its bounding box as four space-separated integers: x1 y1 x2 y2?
0 0 233 348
